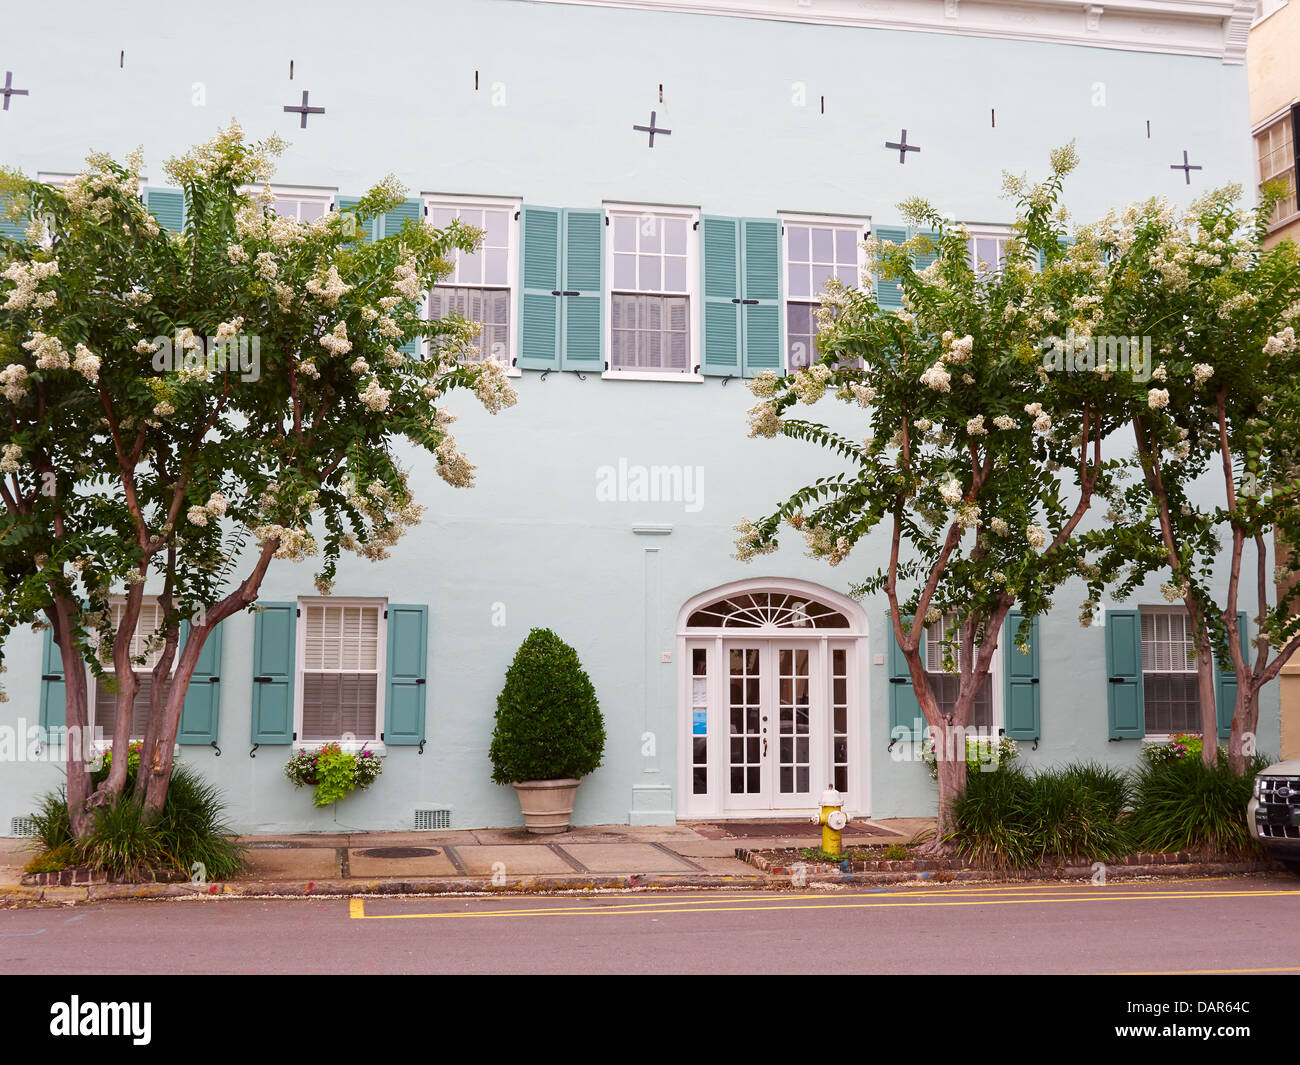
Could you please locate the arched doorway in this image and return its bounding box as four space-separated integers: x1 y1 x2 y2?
676 579 869 819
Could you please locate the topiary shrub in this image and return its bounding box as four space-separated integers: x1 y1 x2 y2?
490 628 605 785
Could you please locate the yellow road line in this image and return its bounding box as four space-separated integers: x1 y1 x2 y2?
349 888 1300 921
1103 965 1300 975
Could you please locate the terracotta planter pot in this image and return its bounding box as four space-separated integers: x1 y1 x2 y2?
512 778 581 834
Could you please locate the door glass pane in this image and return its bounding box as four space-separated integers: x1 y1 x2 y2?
728 646 762 795
777 645 811 795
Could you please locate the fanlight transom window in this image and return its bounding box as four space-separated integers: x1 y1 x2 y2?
687 592 850 630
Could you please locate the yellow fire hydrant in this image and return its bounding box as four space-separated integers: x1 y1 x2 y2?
811 786 849 855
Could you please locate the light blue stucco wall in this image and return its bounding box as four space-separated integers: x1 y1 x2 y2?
0 0 1274 834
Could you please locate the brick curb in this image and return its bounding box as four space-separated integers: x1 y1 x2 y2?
735 847 1284 883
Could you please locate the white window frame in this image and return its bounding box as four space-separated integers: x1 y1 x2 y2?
84 595 181 750
602 201 702 382
1139 604 1203 739
962 223 1013 275
1252 105 1300 234
922 612 1004 735
779 212 868 374
247 183 336 223
293 596 388 753
422 192 522 376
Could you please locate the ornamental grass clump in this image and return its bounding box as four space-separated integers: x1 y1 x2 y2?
951 762 1134 868
1126 751 1266 858
490 628 605 785
285 743 383 807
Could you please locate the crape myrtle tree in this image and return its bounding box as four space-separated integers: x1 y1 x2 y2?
734 147 1135 843
1078 183 1300 773
0 123 517 834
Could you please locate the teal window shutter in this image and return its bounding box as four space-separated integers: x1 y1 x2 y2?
0 194 28 242
39 626 66 732
382 198 426 356
251 603 296 744
701 215 741 377
740 218 781 377
561 209 603 372
379 197 422 240
518 205 562 370
178 620 223 746
335 196 376 242
913 229 940 274
144 188 185 234
873 225 907 310
888 614 925 741
1003 611 1040 742
1214 611 1249 741
1105 609 1144 739
385 604 429 746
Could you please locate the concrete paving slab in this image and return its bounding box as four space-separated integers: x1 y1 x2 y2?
241 847 341 879
0 837 32 886
349 830 484 847
348 848 459 877
560 843 697 874
451 845 575 876
237 833 351 848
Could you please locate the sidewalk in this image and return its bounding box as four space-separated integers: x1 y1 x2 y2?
0 818 931 901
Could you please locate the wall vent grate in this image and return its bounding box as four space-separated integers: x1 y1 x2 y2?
9 817 37 837
414 809 450 831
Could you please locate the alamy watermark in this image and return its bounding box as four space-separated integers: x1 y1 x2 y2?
595 459 705 513
0 720 106 764
1041 329 1152 382
149 331 261 382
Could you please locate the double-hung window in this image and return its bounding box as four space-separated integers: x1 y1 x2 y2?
91 598 175 741
425 196 520 370
264 187 334 223
1140 608 1200 734
965 225 1011 276
296 599 387 746
1254 108 1299 231
924 613 994 729
781 215 865 371
606 205 699 378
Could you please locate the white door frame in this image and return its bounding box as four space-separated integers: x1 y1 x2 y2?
676 578 870 820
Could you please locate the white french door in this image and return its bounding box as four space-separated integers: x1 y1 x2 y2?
722 641 822 811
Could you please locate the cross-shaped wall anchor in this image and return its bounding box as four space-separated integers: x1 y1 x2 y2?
1 71 29 111
283 90 324 128
1170 150 1202 185
885 129 919 164
633 110 672 147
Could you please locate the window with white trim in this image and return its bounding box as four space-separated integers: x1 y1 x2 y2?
263 187 333 223
90 598 176 741
924 613 993 729
782 216 864 371
1255 111 1298 230
297 599 386 744
607 207 697 375
1140 608 1201 734
426 197 520 367
965 227 1011 275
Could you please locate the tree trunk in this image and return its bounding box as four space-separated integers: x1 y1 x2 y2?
1227 686 1257 776
97 583 145 807
1195 635 1218 767
140 625 206 821
132 615 179 805
932 720 969 844
50 601 95 838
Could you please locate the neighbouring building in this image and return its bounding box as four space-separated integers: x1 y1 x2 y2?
1249 0 1300 759
0 0 1277 835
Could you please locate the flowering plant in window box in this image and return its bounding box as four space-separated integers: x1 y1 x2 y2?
1140 732 1203 766
920 735 1019 782
285 743 383 807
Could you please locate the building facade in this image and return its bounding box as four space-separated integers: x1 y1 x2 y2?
0 0 1276 835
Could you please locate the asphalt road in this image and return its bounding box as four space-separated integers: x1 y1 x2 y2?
2 875 1298 975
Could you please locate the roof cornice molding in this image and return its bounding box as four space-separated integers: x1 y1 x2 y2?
525 0 1256 63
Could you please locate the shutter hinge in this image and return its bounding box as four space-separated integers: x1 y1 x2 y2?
514 210 520 220
692 220 699 230
415 678 426 685
384 609 389 618
296 608 301 617
293 732 297 741
605 215 609 226
380 732 384 742
1030 678 1039 685
41 673 61 681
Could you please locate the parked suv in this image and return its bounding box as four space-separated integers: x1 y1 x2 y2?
1248 759 1300 873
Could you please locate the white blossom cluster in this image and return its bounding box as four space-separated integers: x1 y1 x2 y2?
1 259 59 312
0 442 21 473
186 491 228 527
732 518 779 561
1264 327 1296 356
